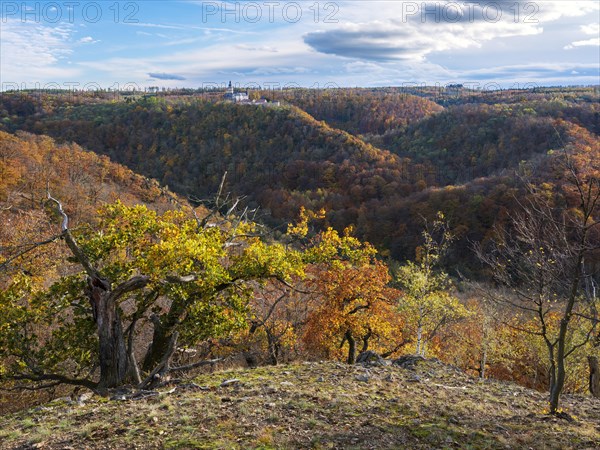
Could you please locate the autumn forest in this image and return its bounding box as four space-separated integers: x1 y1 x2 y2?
0 86 599 418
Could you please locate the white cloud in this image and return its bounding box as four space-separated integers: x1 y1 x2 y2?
303 13 542 62
344 61 385 73
75 26 316 83
565 21 600 49
565 37 600 50
235 44 278 52
125 22 185 30
247 66 311 75
580 23 600 35
535 1 600 21
125 21 256 35
0 19 80 83
78 36 99 44
4 1 596 89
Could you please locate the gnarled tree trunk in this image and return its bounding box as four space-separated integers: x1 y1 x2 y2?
589 356 600 398
143 318 174 372
143 298 186 372
87 277 128 389
266 329 280 366
345 330 356 364
47 191 149 390
85 274 149 389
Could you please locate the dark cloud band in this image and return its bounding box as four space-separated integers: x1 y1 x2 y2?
148 72 186 81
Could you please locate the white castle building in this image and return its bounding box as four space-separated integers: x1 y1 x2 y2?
224 81 249 103
223 81 278 106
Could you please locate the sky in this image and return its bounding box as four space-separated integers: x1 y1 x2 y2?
1 1 599 90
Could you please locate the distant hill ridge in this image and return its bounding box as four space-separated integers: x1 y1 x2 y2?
1 87 598 267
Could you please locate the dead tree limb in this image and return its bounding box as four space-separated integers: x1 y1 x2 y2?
0 234 64 272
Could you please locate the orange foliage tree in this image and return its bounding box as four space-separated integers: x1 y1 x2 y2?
301 226 401 364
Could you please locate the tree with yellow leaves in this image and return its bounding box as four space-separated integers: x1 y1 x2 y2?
0 192 304 391
394 212 469 357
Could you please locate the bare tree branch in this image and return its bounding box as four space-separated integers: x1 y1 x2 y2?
0 234 63 272
6 373 97 390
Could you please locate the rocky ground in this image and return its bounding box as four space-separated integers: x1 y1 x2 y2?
1 357 599 449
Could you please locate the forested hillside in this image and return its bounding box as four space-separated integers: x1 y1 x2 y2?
265 88 443 136
0 130 183 412
0 129 178 276
1 95 445 261
2 88 598 269
1 87 599 421
379 101 599 184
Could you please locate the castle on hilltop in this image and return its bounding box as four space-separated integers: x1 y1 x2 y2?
223 81 279 106
224 81 250 103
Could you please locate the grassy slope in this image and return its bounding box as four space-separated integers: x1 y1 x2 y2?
1 359 599 449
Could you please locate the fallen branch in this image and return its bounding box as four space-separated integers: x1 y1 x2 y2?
169 357 226 373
